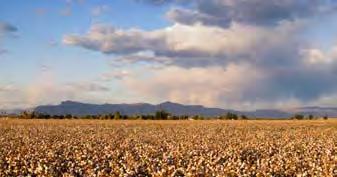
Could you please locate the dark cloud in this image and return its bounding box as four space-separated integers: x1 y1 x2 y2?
0 22 18 34
164 0 337 27
202 0 328 26
166 8 231 28
0 22 17 56
65 82 110 92
246 64 337 103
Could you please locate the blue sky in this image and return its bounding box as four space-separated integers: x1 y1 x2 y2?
1 0 337 110
0 0 168 82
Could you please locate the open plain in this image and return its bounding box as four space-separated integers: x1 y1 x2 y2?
0 119 336 176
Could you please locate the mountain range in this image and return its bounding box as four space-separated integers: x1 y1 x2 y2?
28 100 337 118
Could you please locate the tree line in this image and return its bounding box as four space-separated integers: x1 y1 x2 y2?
291 114 328 120
9 110 250 120
0 110 329 120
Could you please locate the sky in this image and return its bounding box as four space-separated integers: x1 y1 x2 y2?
2 0 337 110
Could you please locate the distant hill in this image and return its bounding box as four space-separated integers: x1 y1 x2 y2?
34 101 235 117
245 109 291 118
288 107 337 117
32 101 337 118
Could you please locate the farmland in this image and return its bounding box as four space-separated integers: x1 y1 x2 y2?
0 119 336 176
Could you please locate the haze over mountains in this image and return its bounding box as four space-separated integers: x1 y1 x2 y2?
27 101 337 118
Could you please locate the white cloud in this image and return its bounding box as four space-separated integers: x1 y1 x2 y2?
63 21 304 68
123 64 262 109
301 46 337 64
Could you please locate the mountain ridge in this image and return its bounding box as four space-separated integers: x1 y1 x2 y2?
28 100 337 118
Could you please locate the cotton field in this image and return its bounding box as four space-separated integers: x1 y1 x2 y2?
0 119 336 176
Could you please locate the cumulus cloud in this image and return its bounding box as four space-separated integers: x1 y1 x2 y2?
63 24 167 55
123 64 263 109
63 21 304 68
